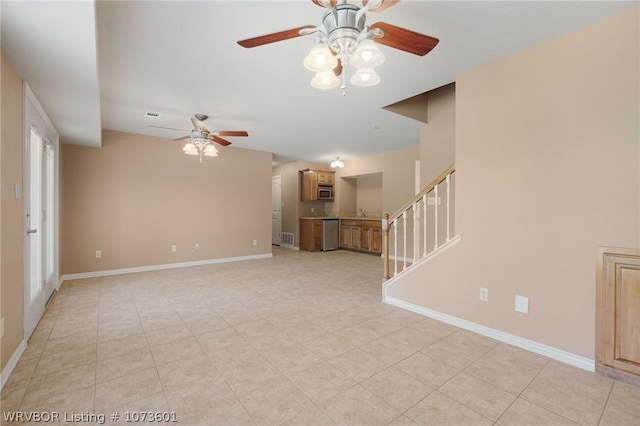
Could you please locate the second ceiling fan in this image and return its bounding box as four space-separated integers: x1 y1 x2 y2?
237 0 439 93
151 114 249 162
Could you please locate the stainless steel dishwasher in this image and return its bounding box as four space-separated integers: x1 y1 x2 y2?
322 219 339 251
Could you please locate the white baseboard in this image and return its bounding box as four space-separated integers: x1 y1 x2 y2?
1 340 26 390
60 253 272 284
278 244 299 251
385 296 595 372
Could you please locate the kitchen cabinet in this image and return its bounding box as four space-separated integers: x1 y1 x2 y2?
300 219 323 251
361 221 382 254
300 169 335 202
340 219 382 254
317 171 335 186
340 220 362 250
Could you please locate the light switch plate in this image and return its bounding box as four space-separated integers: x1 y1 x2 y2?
515 295 529 314
14 183 21 199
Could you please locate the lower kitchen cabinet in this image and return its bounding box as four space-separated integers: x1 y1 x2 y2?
362 222 382 254
340 222 361 250
340 219 382 254
300 219 323 252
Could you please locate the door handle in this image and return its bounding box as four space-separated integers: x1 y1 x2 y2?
27 229 38 234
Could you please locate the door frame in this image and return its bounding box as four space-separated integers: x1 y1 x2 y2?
23 83 60 340
596 245 640 386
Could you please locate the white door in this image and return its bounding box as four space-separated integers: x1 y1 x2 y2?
272 175 282 245
24 85 58 340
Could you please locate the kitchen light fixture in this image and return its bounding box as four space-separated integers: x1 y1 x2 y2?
183 133 218 163
330 157 344 168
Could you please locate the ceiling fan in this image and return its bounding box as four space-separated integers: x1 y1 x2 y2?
150 114 249 162
237 0 439 94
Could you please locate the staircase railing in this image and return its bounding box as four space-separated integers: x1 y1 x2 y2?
383 164 457 279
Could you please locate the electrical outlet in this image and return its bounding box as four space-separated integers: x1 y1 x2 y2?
479 287 489 302
1 317 4 339
95 250 102 258
253 239 257 246
194 243 200 252
171 245 177 252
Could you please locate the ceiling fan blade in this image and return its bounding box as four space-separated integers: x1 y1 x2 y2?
211 135 232 146
216 131 248 137
238 25 316 48
148 125 189 132
370 22 439 56
174 135 191 141
363 0 400 13
191 117 207 131
311 0 338 7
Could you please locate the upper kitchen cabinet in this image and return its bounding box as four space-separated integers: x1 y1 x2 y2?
300 169 335 202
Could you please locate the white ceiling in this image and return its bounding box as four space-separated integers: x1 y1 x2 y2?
2 1 638 165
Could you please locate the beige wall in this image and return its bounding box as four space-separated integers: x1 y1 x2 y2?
420 83 456 187
355 173 383 218
329 145 420 218
1 50 25 370
388 8 640 359
62 130 272 274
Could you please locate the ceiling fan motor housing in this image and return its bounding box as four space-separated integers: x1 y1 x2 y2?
323 3 366 54
191 129 209 139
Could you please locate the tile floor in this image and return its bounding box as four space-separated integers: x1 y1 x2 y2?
2 247 639 425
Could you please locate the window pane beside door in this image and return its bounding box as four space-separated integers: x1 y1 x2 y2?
45 142 55 284
29 128 43 302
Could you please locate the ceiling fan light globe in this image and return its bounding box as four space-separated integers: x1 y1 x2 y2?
311 71 340 89
350 39 385 68
204 151 218 157
350 68 380 87
204 144 218 154
303 43 338 72
183 142 196 152
185 149 199 156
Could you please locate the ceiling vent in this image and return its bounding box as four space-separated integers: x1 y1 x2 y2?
144 111 161 118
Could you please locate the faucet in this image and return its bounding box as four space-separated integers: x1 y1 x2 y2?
358 209 366 218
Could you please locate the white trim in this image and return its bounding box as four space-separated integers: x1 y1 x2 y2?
278 244 299 251
0 340 26 390
385 296 595 372
60 253 273 284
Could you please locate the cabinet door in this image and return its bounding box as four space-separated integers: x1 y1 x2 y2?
350 226 361 249
361 227 371 251
301 172 318 201
313 220 323 251
370 228 382 253
340 225 351 248
318 172 335 186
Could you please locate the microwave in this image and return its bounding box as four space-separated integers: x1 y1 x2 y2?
317 186 334 201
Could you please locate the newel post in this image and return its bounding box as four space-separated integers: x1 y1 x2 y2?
383 213 390 279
